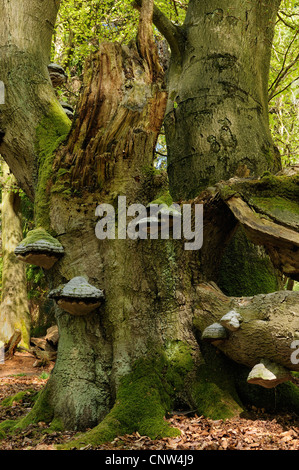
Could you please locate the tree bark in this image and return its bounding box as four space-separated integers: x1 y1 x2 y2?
0 0 65 200
164 0 282 199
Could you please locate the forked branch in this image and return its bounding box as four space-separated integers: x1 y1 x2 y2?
134 0 184 59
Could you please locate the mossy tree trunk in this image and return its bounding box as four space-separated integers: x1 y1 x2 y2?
0 161 30 349
0 0 299 447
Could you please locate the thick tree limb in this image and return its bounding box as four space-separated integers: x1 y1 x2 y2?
193 283 299 376
226 196 299 280
134 0 184 58
137 0 163 79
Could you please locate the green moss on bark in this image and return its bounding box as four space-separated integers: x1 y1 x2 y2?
19 228 63 248
0 420 16 439
228 172 299 204
58 353 180 449
190 344 244 420
35 101 71 230
248 196 299 229
56 343 197 449
0 389 44 439
218 225 279 296
13 387 54 431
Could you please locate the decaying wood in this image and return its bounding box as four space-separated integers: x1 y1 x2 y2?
4 330 21 359
45 325 59 347
214 170 299 281
32 349 57 368
31 325 59 366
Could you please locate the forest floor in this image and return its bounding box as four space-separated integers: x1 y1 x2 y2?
0 352 298 451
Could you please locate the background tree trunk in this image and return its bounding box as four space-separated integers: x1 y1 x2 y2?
165 0 282 199
0 161 30 349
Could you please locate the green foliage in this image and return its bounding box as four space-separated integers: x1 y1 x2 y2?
53 0 187 69
26 265 47 300
269 0 299 166
53 0 140 72
39 372 50 380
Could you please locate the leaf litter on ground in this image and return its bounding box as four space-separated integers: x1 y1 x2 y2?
0 354 298 450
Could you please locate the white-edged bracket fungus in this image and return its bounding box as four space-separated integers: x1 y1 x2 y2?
159 204 182 229
60 101 74 120
137 204 182 237
48 276 105 316
15 228 64 269
247 358 292 389
201 322 228 343
220 310 242 331
136 216 160 237
48 63 68 88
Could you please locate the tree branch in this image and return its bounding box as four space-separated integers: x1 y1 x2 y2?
269 75 299 101
268 28 299 100
134 0 184 59
137 0 162 78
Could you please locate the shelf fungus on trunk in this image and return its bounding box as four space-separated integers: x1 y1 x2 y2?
220 310 242 331
48 63 68 88
60 101 74 120
14 228 64 269
159 204 182 230
137 204 182 238
136 216 160 237
48 276 105 316
201 322 228 344
247 358 292 389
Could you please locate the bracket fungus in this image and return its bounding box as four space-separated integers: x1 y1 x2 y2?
137 216 160 237
220 310 242 331
60 101 74 120
247 358 292 389
15 228 64 269
48 276 105 316
137 204 182 237
201 322 228 344
48 63 68 88
159 204 182 230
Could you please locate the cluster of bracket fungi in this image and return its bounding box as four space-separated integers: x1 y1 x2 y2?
14 228 104 316
201 310 292 389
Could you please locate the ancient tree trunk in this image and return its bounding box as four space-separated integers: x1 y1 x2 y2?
0 162 30 349
164 0 282 199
